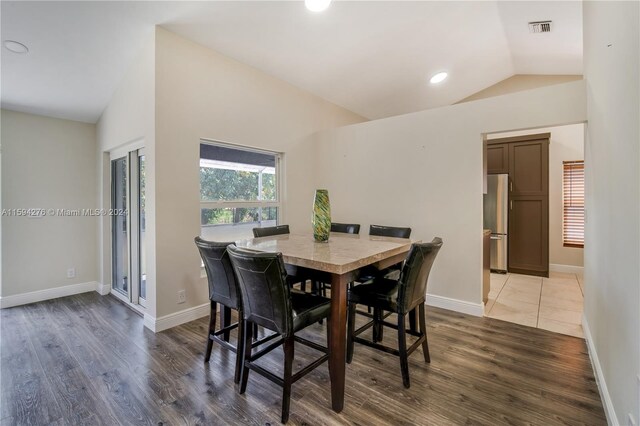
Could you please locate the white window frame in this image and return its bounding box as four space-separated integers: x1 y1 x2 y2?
199 140 283 232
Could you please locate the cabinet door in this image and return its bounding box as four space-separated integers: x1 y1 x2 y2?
508 196 549 276
487 143 509 174
509 139 549 196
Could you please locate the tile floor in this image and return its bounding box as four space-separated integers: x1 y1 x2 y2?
485 271 584 338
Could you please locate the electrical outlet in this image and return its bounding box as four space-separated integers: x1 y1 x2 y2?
67 268 76 279
177 290 186 304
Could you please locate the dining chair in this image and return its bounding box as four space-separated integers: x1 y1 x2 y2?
193 237 245 383
346 237 443 388
330 222 361 235
314 222 362 299
358 224 413 341
252 224 314 293
252 224 291 238
227 245 330 424
369 224 412 239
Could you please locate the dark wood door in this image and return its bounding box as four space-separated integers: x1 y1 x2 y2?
487 143 509 174
488 133 549 277
508 196 549 276
509 140 549 196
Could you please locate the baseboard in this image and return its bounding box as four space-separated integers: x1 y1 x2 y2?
96 282 111 296
426 293 484 317
143 313 157 332
0 281 101 309
549 263 584 274
583 315 619 426
144 303 210 333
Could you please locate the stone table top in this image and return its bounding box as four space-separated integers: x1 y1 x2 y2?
235 232 415 275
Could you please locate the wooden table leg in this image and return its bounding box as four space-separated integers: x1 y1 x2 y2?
329 273 348 412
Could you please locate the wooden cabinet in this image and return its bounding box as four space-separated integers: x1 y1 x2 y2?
508 196 549 276
487 133 549 277
509 140 548 196
487 143 509 174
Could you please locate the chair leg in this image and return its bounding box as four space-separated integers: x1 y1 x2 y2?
408 307 418 334
234 318 245 384
300 280 307 293
373 308 384 342
397 313 410 389
239 320 254 394
419 303 430 363
281 336 295 424
346 303 356 363
313 281 324 325
222 306 232 342
252 322 259 340
205 301 217 363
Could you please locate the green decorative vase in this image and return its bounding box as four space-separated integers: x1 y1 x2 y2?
312 189 331 242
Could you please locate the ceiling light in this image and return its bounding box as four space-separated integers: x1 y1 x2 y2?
430 72 448 84
4 40 29 54
305 0 331 12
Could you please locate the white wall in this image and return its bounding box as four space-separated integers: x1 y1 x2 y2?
312 81 586 313
488 124 585 268
1 110 98 297
153 28 365 319
583 2 639 425
96 33 156 316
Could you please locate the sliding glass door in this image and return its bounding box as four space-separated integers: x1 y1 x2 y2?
138 152 146 305
111 156 129 295
111 148 146 308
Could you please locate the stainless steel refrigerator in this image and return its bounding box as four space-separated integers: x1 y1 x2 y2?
483 174 508 272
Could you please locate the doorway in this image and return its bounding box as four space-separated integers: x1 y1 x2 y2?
110 147 146 308
482 123 585 338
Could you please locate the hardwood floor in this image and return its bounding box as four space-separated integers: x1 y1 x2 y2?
1 293 606 425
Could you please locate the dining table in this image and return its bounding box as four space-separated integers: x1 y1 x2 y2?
235 231 414 412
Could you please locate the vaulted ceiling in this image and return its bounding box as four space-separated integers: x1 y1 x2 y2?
1 1 582 123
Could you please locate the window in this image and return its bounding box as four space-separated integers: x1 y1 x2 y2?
200 142 280 241
563 160 584 248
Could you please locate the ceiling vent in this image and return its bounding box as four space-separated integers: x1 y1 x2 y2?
528 20 552 33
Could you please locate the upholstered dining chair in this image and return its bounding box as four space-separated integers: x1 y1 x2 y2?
252 224 291 238
369 224 412 239
252 224 314 293
313 222 362 299
194 237 245 383
347 237 443 388
330 222 361 235
227 245 330 424
358 224 413 341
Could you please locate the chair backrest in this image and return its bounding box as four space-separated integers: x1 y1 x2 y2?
396 237 443 313
253 224 290 238
227 245 293 336
194 237 240 309
369 224 412 239
331 222 361 234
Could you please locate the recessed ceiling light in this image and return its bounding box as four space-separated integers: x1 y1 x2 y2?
4 40 29 54
430 72 448 84
305 0 331 12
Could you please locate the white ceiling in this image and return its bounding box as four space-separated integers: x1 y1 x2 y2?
1 1 582 123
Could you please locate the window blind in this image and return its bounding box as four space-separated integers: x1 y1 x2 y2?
563 161 584 248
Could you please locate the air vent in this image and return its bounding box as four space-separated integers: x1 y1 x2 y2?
528 20 552 33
